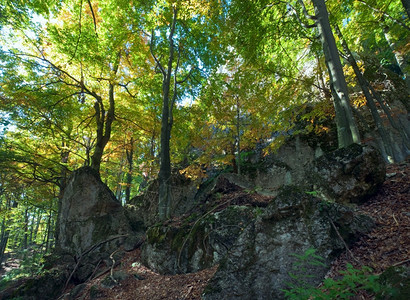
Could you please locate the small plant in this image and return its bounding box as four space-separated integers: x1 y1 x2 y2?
283 249 386 299
305 191 319 197
283 248 327 299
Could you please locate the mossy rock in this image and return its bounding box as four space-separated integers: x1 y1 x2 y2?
377 266 410 299
1 268 69 300
142 205 256 274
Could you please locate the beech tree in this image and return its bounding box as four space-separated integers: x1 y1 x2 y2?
299 0 361 147
147 1 225 220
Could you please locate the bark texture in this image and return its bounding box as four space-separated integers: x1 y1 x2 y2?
311 0 361 148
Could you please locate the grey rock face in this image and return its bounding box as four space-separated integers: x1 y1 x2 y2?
56 167 136 281
127 172 199 227
57 167 133 254
141 205 254 274
140 185 373 299
238 136 319 196
309 143 386 203
202 188 374 300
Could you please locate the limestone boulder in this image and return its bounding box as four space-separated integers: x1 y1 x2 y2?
126 172 198 227
140 185 373 300
141 205 254 274
309 143 386 203
202 187 374 300
238 136 321 196
56 167 137 281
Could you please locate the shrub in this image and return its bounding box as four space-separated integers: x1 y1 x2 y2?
283 249 387 299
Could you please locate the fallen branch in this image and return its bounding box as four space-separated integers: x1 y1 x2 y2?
392 213 399 226
86 259 102 282
61 234 128 294
393 258 410 267
327 216 361 264
110 249 120 284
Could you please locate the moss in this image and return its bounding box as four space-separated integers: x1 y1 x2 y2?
202 280 222 297
13 268 67 300
188 223 207 258
89 285 104 299
377 266 410 299
170 226 191 252
146 226 168 245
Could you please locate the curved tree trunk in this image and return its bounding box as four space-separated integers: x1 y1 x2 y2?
90 52 121 174
311 0 361 148
90 84 115 173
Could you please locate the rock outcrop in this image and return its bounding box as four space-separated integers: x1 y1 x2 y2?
141 205 255 274
126 172 198 227
309 143 386 203
56 167 137 281
233 136 321 196
141 184 374 300
201 187 374 300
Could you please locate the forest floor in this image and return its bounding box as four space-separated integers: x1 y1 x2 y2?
70 159 409 300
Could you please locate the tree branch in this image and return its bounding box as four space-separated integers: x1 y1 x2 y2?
357 0 410 31
150 30 166 77
86 0 99 36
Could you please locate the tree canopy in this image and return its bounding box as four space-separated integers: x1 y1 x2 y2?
0 0 408 266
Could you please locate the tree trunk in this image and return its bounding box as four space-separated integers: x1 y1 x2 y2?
32 209 41 243
90 53 120 173
22 208 29 250
55 139 69 247
0 226 7 263
125 137 134 204
403 0 410 19
0 218 9 267
114 155 126 203
157 8 178 221
235 97 241 175
311 0 361 148
0 199 17 266
44 210 53 253
383 25 410 91
334 24 398 162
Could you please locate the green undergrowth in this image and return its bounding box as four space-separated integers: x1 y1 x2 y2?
0 248 46 292
283 248 401 299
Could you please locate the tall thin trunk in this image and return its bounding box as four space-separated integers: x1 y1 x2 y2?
0 227 7 262
334 24 397 162
368 83 410 140
22 208 29 250
0 218 9 267
156 8 178 221
403 0 410 19
32 210 41 244
55 139 69 247
125 137 134 204
44 210 53 254
115 155 125 203
235 97 241 175
0 199 17 265
311 0 361 148
383 25 410 91
28 210 36 245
